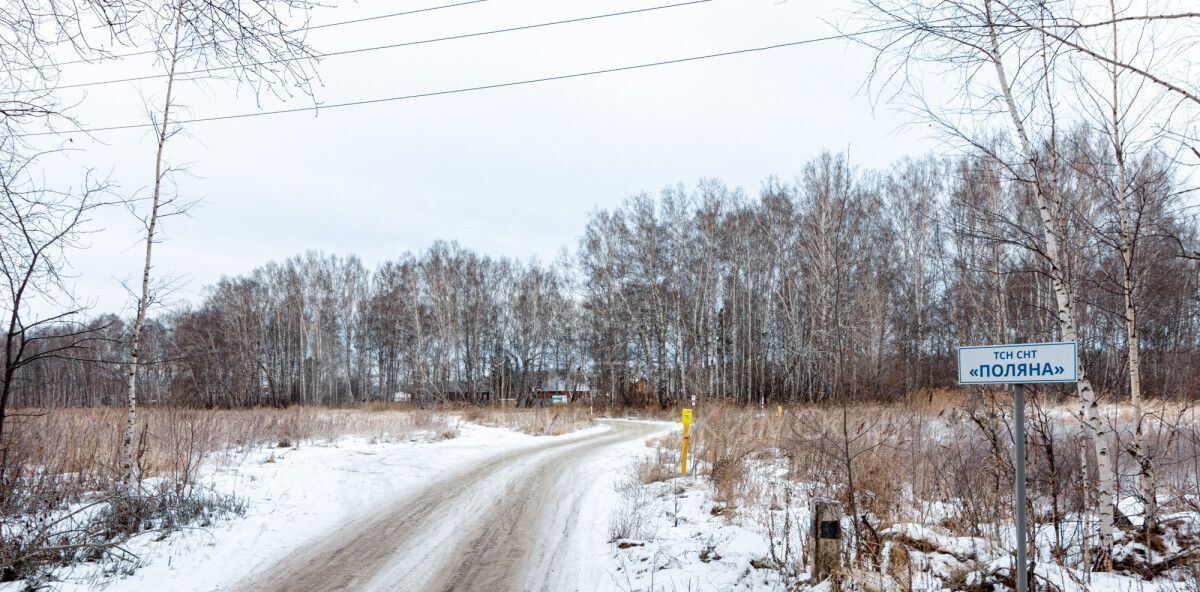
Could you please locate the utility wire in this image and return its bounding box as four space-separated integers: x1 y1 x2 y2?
1 0 488 74
34 0 712 93
21 28 893 138
307 0 486 31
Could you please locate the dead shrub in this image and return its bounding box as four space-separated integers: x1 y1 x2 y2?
694 401 763 505
609 476 655 543
636 436 678 484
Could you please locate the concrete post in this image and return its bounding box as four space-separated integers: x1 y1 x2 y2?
810 498 843 582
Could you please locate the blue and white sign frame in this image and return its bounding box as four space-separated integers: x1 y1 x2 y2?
957 341 1078 384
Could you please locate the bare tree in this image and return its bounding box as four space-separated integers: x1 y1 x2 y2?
851 0 1128 565
0 148 106 441
120 0 320 490
1 0 138 140
0 0 139 441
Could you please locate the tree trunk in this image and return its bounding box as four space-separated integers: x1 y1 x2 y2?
983 0 1115 567
1107 0 1155 532
123 4 182 492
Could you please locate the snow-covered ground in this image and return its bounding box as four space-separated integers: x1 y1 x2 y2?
608 467 798 592
11 414 1194 592
606 452 1200 592
19 420 636 592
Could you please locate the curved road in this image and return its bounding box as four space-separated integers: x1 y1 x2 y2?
235 420 665 592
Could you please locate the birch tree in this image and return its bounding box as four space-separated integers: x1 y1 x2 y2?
885 157 944 393
1067 0 1196 534
854 0 1123 565
13 154 1199 413
121 0 320 490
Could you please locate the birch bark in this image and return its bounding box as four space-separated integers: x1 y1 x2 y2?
123 2 182 492
982 0 1116 566
1106 0 1155 530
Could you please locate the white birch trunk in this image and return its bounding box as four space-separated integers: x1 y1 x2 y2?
1107 0 1155 529
123 5 182 492
982 0 1116 567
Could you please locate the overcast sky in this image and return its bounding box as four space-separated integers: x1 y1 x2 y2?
33 0 940 314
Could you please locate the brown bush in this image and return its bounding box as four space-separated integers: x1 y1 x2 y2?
0 406 456 515
0 405 466 582
693 400 770 505
669 395 1200 581
636 435 679 484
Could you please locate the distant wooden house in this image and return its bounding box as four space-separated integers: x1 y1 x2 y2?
443 380 492 402
396 382 491 403
531 375 591 405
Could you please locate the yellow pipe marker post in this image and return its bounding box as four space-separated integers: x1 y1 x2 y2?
777 404 783 417
681 408 693 475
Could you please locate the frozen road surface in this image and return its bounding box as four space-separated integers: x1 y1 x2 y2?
235 420 664 592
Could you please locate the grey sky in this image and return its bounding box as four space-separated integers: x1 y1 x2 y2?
34 0 938 314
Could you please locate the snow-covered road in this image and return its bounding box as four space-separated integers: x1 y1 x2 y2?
230 417 667 588
39 419 669 592
236 419 664 592
51 418 667 592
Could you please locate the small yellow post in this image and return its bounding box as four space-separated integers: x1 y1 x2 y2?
778 404 783 417
681 408 693 475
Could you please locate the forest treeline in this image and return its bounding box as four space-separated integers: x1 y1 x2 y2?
13 130 1199 408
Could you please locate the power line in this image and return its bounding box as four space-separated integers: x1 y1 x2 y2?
308 0 486 31
35 0 712 93
20 28 890 138
1 0 488 74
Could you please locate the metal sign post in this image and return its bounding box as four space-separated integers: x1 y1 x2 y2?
957 341 1078 592
1012 382 1027 592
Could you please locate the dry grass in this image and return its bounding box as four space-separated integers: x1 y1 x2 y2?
694 401 766 503
455 404 595 436
0 402 614 582
0 406 457 515
630 394 1200 581
636 434 679 484
903 387 974 410
0 405 466 582
1 403 603 523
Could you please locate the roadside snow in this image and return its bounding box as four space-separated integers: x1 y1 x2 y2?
609 473 788 592
30 421 610 592
606 452 1200 592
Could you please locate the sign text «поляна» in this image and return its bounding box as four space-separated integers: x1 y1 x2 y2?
957 342 1077 384
967 349 1067 379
